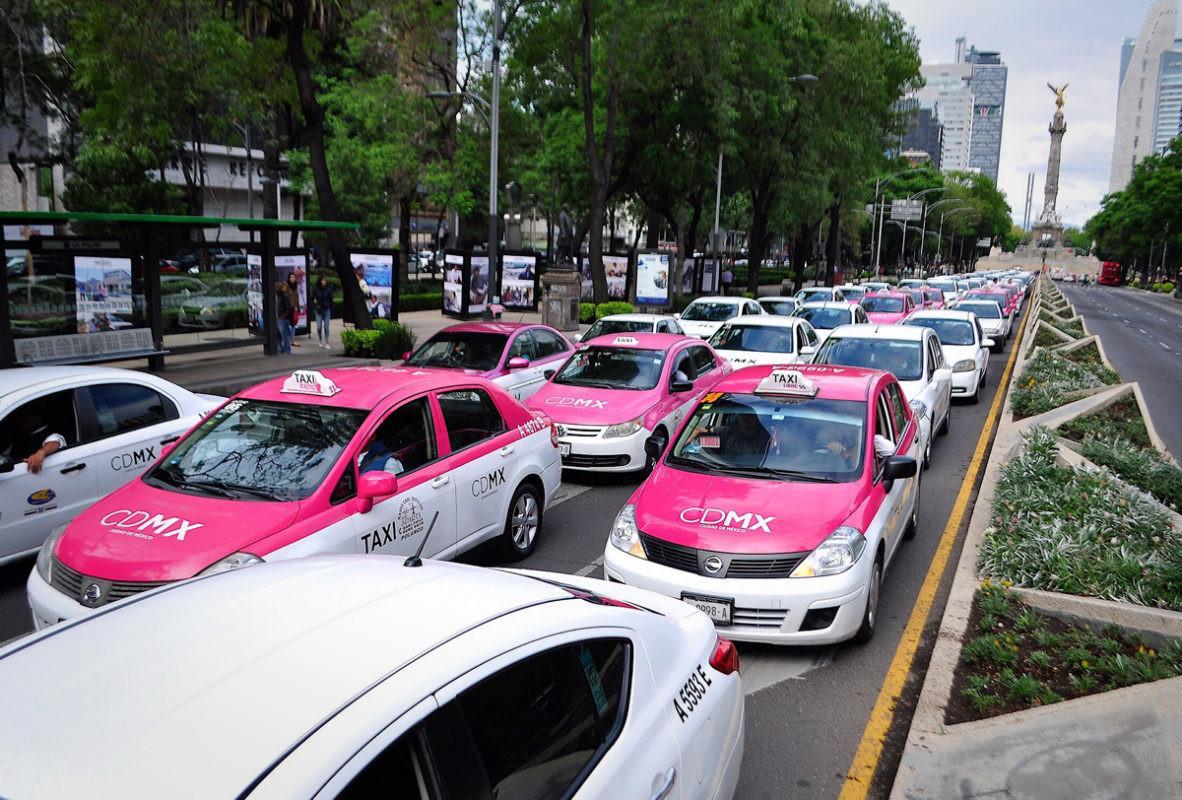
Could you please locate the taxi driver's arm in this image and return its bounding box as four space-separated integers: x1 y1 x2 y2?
24 433 66 474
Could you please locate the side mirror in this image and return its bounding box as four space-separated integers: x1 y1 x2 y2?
982 338 995 349
800 345 816 357
644 433 668 460
673 312 681 319
401 351 412 362
573 332 583 342
159 443 177 460
671 379 695 393
507 356 530 370
543 369 556 380
0 455 14 474
883 455 918 482
934 368 953 384
355 471 397 514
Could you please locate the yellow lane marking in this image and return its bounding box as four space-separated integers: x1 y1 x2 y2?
837 303 1030 800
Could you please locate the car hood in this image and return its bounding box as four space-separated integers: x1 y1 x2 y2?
635 465 870 554
527 382 662 425
55 481 301 582
716 349 798 368
865 311 908 324
943 344 978 364
679 319 727 337
896 378 925 402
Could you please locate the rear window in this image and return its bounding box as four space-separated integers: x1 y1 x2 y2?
796 289 833 303
709 324 795 354
793 306 849 329
906 318 975 346
581 319 651 340
861 296 905 313
682 302 739 322
759 299 798 316
959 302 1001 319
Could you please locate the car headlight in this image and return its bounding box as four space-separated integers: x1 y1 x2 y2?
603 417 644 439
609 504 646 559
35 523 69 583
953 359 977 373
198 552 263 577
790 526 866 577
909 398 929 419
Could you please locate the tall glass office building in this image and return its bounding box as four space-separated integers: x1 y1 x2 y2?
965 48 1008 184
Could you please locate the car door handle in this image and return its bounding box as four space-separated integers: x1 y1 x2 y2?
160 435 180 445
650 767 677 800
499 445 515 457
60 462 86 475
431 476 451 489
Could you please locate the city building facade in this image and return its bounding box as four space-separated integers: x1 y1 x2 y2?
917 62 974 172
1153 41 1182 154
964 47 1008 183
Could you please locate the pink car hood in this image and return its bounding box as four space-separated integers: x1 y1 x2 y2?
527 383 662 425
634 465 872 554
55 481 301 582
865 311 908 324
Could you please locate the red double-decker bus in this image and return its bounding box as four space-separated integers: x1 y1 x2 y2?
1098 262 1121 286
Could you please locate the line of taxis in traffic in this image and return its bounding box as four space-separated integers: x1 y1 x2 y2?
0 269 1032 799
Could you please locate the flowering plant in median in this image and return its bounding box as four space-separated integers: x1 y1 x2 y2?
1011 350 1120 418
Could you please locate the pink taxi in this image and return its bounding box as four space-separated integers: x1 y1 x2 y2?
604 364 921 645
402 321 573 402
27 367 562 628
962 287 1016 319
527 334 730 472
859 290 915 324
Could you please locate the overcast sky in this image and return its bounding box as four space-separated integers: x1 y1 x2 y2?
879 0 1174 228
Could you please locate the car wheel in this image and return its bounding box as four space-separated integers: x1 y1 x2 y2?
852 556 883 644
922 435 931 470
903 474 920 540
969 376 981 404
500 483 543 560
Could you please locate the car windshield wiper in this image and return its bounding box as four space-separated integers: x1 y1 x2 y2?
188 477 282 501
749 467 837 483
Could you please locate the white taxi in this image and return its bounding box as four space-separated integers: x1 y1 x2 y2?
4 557 745 799
707 316 819 368
792 301 869 344
0 367 222 565
575 313 684 342
27 368 561 627
905 310 992 403
677 296 765 340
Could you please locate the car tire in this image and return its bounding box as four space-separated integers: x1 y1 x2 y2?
922 436 931 470
969 378 981 404
500 483 544 561
852 555 883 645
938 407 950 436
644 427 668 474
903 475 920 540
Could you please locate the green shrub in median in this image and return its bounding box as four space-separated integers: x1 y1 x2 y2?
595 301 635 319
1059 395 1150 448
580 303 596 323
1081 436 1182 512
1061 341 1103 368
1050 316 1085 338
1032 326 1068 351
1011 350 1120 418
341 320 416 359
981 426 1182 611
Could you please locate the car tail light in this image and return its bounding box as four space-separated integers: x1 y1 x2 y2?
709 635 740 675
550 420 559 448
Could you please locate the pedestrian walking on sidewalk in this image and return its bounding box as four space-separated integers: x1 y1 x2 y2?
287 272 303 347
275 282 294 354
313 277 333 349
721 267 734 295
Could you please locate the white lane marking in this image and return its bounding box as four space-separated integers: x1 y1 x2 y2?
1160 342 1172 351
739 646 834 694
1139 328 1148 335
550 483 593 508
1124 319 1131 324
575 556 603 577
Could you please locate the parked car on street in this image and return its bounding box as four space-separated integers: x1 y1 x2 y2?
905 310 992 403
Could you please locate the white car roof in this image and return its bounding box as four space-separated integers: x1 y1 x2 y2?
798 301 853 311
720 315 806 329
907 310 976 323
0 365 162 397
595 313 675 323
827 323 929 341
688 296 743 305
0 557 580 799
757 295 797 302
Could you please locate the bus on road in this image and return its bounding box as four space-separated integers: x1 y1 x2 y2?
1098 261 1121 286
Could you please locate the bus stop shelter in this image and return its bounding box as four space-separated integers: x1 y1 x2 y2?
0 211 358 371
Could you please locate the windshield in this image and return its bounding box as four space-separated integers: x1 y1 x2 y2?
682 301 738 322
959 302 1001 319
861 295 905 313
840 287 867 301
907 318 974 346
709 324 794 354
582 319 651 340
759 299 797 316
667 394 865 482
796 289 833 303
147 400 366 501
793 306 849 329
553 346 666 390
406 332 507 371
814 337 923 382
928 281 956 294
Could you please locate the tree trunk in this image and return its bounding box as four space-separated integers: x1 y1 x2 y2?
645 208 661 249
399 196 413 285
792 223 812 293
579 0 621 305
588 190 609 302
746 203 772 297
285 0 370 329
825 201 841 286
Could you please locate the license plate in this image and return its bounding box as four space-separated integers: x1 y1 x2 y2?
558 442 571 456
681 593 733 625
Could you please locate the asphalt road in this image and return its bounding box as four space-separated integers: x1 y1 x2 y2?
0 304 1027 800
1059 283 1182 457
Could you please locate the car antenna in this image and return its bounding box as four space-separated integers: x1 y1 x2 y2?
404 511 440 568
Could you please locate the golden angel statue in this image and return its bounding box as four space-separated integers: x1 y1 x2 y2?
1048 83 1069 110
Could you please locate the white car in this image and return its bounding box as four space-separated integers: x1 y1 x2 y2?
795 286 846 305
756 296 799 316
677 296 764 340
576 313 684 342
925 278 959 305
836 284 869 304
2 557 746 800
861 281 890 293
953 299 1010 349
905 311 992 403
708 316 819 368
812 324 953 469
0 367 222 565
897 278 926 290
792 301 870 344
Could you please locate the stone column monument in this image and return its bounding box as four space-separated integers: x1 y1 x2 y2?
1032 83 1068 248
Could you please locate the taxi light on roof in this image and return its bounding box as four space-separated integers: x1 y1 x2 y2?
754 369 818 397
280 369 341 397
612 336 640 345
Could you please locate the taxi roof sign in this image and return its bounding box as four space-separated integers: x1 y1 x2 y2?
612 336 640 346
754 369 818 397
281 369 342 397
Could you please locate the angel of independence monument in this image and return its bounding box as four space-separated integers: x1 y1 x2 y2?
1019 83 1074 263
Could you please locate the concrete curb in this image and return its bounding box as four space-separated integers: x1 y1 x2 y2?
890 277 1182 799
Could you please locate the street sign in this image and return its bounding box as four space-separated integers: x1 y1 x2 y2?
890 199 923 221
